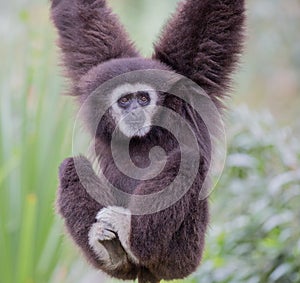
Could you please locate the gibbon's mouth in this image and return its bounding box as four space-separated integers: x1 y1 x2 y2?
124 124 151 137
129 120 145 127
124 115 146 127
132 126 151 137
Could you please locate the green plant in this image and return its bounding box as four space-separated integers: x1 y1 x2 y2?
194 107 300 283
0 7 73 283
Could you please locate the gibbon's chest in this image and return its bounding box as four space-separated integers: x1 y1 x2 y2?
99 135 178 195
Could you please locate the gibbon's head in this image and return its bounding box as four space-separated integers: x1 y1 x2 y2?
110 83 159 138
78 57 171 140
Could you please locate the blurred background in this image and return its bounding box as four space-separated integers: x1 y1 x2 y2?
0 0 299 283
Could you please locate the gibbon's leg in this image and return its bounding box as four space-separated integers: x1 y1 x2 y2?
50 0 139 84
153 0 246 106
57 156 138 280
147 199 209 280
110 152 208 280
128 189 209 280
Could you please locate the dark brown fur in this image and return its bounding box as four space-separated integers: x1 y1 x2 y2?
52 0 245 282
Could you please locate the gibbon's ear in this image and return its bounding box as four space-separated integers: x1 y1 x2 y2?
51 0 139 88
153 0 246 106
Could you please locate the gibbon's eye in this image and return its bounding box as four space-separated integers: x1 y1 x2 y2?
137 92 150 106
120 97 129 103
118 95 131 108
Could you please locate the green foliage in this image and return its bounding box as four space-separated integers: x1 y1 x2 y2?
195 107 300 283
0 7 74 283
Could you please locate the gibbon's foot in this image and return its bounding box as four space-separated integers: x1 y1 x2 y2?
88 225 111 264
91 206 140 264
88 224 131 270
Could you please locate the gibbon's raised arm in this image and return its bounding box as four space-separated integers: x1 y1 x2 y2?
153 0 246 105
50 0 139 85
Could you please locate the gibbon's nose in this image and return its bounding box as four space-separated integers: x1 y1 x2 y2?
128 109 146 124
131 109 141 117
129 100 139 111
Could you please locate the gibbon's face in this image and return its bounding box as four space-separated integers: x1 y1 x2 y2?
110 83 158 138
